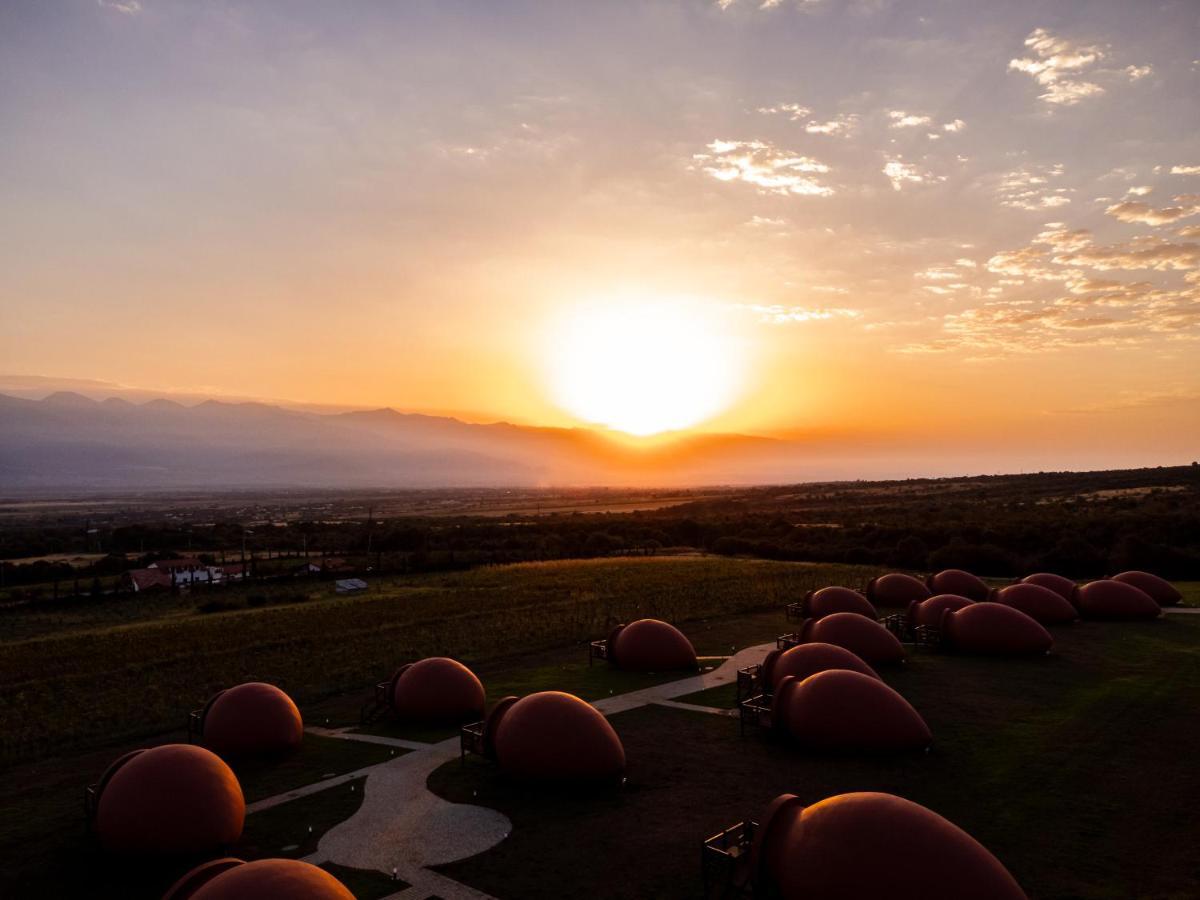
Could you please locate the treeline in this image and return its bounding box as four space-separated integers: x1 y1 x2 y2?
2 466 1198 588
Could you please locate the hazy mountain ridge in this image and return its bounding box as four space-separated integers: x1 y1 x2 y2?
0 393 799 489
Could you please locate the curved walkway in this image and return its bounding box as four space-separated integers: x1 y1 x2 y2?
292 642 775 899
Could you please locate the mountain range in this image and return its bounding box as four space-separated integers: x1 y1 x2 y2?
0 392 807 489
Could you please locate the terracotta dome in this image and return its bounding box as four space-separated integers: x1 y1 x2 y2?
391 657 485 722
95 744 244 855
1074 580 1160 620
1020 572 1076 602
493 691 625 783
941 604 1052 656
866 573 930 607
764 642 879 689
771 671 930 751
992 583 1078 625
610 618 697 671
1111 571 1182 607
800 613 906 665
760 792 1027 900
201 683 303 759
802 587 877 621
907 594 974 628
164 858 353 900
927 569 990 602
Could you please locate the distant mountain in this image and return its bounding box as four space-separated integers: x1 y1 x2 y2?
0 393 808 489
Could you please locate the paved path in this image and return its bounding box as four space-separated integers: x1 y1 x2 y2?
1164 606 1200 615
283 642 775 898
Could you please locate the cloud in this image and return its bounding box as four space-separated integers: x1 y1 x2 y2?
1125 65 1153 81
1008 28 1106 106
98 0 142 12
756 103 811 121
882 158 942 191
694 140 833 196
1105 195 1200 226
742 304 861 324
996 164 1072 210
1172 165 1200 175
888 110 932 128
1053 235 1200 271
1178 225 1200 239
942 119 966 133
805 114 859 136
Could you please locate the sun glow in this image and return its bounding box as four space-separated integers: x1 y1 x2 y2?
545 295 746 436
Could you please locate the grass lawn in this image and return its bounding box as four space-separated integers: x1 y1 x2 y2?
429 616 1200 900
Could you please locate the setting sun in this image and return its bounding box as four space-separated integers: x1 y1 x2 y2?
545 296 746 436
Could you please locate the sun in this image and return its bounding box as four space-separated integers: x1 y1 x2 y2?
544 295 746 436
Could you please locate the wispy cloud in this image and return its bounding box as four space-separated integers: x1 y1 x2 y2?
97 0 142 13
1008 28 1106 106
888 110 932 128
694 140 833 196
1105 195 1200 226
996 164 1072 210
1172 165 1200 175
882 157 942 191
742 304 861 324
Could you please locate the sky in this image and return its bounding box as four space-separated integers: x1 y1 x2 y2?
1 0 1198 471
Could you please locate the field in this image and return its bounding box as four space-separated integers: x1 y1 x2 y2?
430 615 1200 900
1 554 1196 898
0 557 874 766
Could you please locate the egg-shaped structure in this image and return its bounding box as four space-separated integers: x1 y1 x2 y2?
609 618 697 671
1020 572 1076 602
164 858 354 900
201 682 303 759
1111 571 1182 607
800 613 906 665
927 569 991 602
1074 580 1161 620
941 604 1052 656
907 594 974 628
802 587 877 621
771 671 930 751
764 642 879 689
992 583 1078 625
492 691 625 783
866 573 930 607
391 657 485 722
95 744 244 856
760 792 1027 900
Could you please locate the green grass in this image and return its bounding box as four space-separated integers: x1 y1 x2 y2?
1176 580 1200 607
0 557 871 765
430 617 1200 900
237 777 366 860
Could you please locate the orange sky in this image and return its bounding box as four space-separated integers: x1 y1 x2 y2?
1 1 1198 471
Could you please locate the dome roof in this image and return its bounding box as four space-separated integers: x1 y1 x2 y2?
907 594 974 628
165 858 354 900
760 792 1027 900
1020 572 1076 602
800 612 906 665
866 573 930 607
95 744 244 856
1111 571 1182 607
771 671 930 751
493 691 625 783
992 583 1078 624
927 569 990 602
392 657 485 722
803 587 877 621
941 604 1052 656
765 642 879 689
1075 580 1161 620
202 683 303 759
610 619 697 671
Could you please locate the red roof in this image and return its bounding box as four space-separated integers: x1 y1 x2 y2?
127 568 173 591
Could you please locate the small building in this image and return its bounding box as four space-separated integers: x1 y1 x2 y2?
123 568 173 593
334 578 368 594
